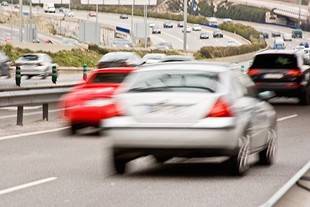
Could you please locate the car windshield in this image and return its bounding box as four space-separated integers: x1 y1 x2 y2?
128 70 219 93
252 54 297 69
90 73 129 84
19 55 40 61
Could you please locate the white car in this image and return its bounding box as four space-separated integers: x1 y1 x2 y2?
143 53 166 64
283 33 292 41
105 62 278 175
192 24 202 31
15 53 55 79
182 27 192 33
149 23 156 28
223 18 233 23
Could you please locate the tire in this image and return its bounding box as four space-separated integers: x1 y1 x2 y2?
299 88 310 105
113 157 127 174
230 130 251 176
70 123 82 135
259 128 278 165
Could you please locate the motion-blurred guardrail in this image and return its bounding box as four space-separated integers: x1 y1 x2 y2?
0 85 74 126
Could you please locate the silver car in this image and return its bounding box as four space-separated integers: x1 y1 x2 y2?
15 53 54 79
105 62 278 175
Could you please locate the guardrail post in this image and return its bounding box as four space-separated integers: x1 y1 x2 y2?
17 106 24 126
83 64 88 80
43 103 48 121
52 65 58 84
15 66 21 87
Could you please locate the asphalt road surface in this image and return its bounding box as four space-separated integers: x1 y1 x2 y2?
0 101 309 207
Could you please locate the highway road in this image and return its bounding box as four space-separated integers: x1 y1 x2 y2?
0 100 309 207
2 4 247 51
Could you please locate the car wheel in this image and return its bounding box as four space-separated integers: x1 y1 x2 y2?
70 123 82 135
299 88 310 105
230 130 251 176
113 156 127 174
259 127 278 165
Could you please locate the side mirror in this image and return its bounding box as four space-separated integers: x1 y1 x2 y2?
257 91 276 101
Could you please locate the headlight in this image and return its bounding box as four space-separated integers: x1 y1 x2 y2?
84 99 113 107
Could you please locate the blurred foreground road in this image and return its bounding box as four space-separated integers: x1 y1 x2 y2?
0 102 309 207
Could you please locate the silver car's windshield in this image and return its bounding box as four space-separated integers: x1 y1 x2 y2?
128 70 219 93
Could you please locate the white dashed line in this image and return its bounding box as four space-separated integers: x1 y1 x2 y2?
0 177 58 196
277 114 298 122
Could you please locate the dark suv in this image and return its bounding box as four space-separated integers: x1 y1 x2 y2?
248 50 310 105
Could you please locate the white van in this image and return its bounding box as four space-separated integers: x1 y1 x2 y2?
44 3 56 13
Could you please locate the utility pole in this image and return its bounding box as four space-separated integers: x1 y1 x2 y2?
144 3 148 48
298 0 302 28
19 0 23 42
29 0 33 42
10 0 13 41
183 0 188 51
131 0 135 43
95 3 99 44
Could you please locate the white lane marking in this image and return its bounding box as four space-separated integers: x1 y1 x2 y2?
260 161 310 207
0 127 69 141
0 177 58 196
0 109 64 120
277 114 298 122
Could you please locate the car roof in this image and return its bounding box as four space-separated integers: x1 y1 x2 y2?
137 62 231 73
94 67 136 73
160 55 194 62
257 49 299 55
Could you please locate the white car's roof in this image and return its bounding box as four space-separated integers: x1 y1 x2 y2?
137 62 231 73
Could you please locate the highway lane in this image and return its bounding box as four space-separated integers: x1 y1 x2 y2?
0 103 309 207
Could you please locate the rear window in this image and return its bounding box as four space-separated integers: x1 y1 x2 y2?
252 54 298 69
21 55 39 61
128 70 219 93
90 73 129 84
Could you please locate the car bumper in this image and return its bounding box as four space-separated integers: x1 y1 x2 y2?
104 117 239 151
255 82 305 97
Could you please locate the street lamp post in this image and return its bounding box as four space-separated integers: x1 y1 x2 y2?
95 3 99 44
298 0 302 28
131 0 135 43
19 0 23 42
183 0 188 51
144 3 148 48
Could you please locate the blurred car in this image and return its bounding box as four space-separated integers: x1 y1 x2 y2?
177 22 184 28
152 26 161 34
272 38 286 49
192 24 202 31
97 52 144 69
120 14 128 19
149 23 156 28
32 39 40 43
15 53 54 79
1 1 9 6
61 67 135 134
163 21 173 28
292 29 303 38
200 32 210 39
182 27 192 33
111 38 133 48
88 11 96 17
159 55 194 63
248 50 310 105
271 32 281 38
0 52 10 77
14 4 20 9
300 42 309 48
154 42 173 50
63 9 74 17
45 39 53 44
223 18 233 23
283 33 292 41
302 48 310 65
213 30 223 38
105 62 278 175
260 32 269 39
143 53 166 64
295 45 305 51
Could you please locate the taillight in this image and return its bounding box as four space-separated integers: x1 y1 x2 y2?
207 98 233 118
247 68 260 76
287 69 302 77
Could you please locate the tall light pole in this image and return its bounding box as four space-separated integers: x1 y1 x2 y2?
144 3 148 48
298 0 302 28
19 0 23 42
183 0 188 51
131 0 135 43
29 0 33 42
10 0 13 41
95 3 99 44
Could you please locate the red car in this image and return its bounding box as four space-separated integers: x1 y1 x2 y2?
60 67 134 134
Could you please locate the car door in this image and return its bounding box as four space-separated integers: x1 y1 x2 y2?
232 71 269 151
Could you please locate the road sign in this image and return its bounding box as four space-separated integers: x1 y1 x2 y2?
31 0 70 4
80 0 157 5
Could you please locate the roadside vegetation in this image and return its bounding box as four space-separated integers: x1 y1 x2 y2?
194 23 266 59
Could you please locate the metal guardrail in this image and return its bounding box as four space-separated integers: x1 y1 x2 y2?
0 85 74 126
